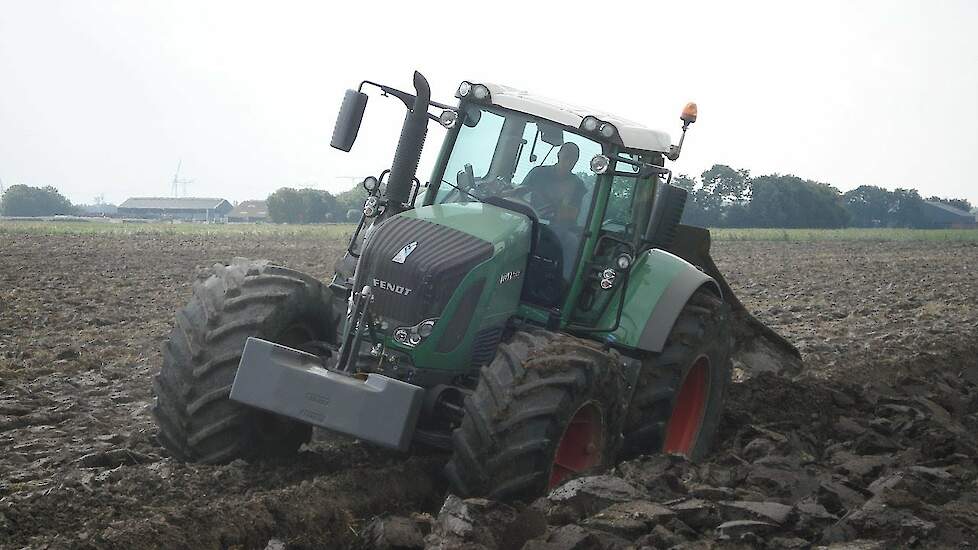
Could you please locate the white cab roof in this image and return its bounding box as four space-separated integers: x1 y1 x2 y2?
479 82 674 154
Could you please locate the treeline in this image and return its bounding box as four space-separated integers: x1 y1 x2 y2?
0 185 77 216
675 165 973 228
265 186 366 224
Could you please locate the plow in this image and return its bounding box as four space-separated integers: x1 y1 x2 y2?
152 71 800 500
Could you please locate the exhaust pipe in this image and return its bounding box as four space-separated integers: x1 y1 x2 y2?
384 71 431 212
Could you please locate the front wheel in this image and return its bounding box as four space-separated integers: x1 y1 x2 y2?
152 259 337 463
445 330 626 501
623 288 733 460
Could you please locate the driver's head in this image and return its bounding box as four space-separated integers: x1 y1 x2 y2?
555 142 580 173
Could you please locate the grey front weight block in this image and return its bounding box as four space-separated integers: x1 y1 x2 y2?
230 337 423 451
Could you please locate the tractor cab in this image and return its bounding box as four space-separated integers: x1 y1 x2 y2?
421 84 689 327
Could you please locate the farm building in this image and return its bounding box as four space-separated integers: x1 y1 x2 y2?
228 200 269 223
920 200 977 229
117 197 233 222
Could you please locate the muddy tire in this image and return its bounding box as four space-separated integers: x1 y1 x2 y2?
152 259 337 463
623 288 732 460
445 330 625 501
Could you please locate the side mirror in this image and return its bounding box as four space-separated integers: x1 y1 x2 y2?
330 90 369 152
644 184 688 249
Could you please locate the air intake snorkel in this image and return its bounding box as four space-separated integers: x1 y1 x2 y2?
382 71 431 218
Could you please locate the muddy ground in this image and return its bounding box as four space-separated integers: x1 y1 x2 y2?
0 232 976 549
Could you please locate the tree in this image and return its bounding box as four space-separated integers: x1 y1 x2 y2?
698 165 751 212
747 175 849 228
334 184 368 221
844 185 894 227
267 188 305 223
890 188 925 228
0 185 76 216
267 188 342 224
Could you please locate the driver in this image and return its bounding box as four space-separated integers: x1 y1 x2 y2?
510 142 585 225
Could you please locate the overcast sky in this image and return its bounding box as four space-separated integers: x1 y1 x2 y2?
1 1 976 206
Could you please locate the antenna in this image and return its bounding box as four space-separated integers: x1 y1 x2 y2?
171 160 194 197
0 176 5 195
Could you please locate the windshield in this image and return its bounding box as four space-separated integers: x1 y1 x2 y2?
431 105 604 307
434 106 603 226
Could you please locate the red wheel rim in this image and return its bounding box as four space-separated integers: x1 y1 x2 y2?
549 403 603 490
663 356 710 455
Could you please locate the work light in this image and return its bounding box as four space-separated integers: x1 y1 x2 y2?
472 84 490 101
590 154 610 174
439 110 458 129
362 176 379 193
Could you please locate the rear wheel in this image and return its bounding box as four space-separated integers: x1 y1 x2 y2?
445 330 625 501
623 288 732 460
152 259 337 463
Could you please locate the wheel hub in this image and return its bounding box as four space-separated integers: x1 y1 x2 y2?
549 402 603 489
663 356 710 455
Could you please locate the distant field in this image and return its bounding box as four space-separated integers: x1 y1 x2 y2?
0 219 356 239
710 227 978 241
1 219 976 242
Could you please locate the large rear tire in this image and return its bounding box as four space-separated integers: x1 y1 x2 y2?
445 330 625 501
152 259 337 463
623 288 732 460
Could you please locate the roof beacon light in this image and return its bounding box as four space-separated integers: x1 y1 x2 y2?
681 102 698 127
599 123 617 139
582 116 600 132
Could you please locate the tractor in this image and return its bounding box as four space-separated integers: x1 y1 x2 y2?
151 71 799 500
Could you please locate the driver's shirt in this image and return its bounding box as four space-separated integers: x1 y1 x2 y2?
521 166 585 224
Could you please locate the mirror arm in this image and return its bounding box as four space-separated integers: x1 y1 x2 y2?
359 80 455 111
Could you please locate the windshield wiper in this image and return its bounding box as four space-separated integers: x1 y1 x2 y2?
441 179 485 204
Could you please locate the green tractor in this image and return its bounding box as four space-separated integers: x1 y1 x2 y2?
152 71 799 500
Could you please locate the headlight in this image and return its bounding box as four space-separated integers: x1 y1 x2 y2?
599 123 617 138
616 253 633 270
582 116 600 132
590 154 610 174
439 110 458 129
457 81 472 97
393 318 439 347
418 319 436 338
363 196 379 217
602 268 617 280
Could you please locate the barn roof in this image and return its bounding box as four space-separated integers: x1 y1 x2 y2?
923 200 976 220
119 197 230 210
229 200 268 218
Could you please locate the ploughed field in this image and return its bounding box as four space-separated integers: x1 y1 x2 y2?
1 229 977 549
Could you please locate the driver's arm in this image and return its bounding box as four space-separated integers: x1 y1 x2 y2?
506 166 544 198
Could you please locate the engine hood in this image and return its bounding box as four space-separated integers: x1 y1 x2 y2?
352 202 532 372
396 202 532 252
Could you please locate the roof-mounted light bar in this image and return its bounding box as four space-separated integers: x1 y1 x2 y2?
456 81 492 103
580 115 619 142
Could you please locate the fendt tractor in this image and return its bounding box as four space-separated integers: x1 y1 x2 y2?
152 71 799 500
